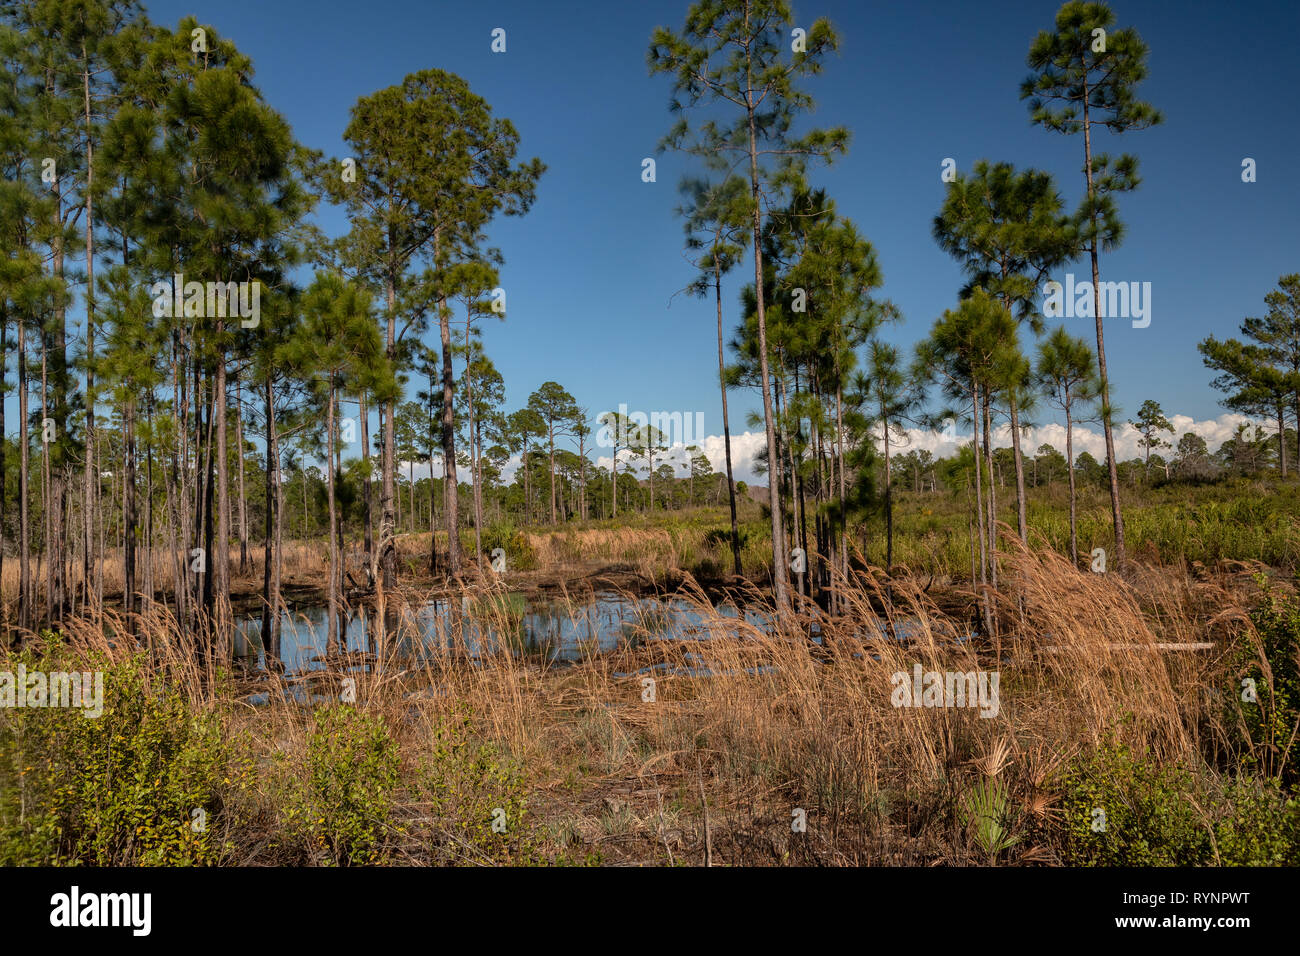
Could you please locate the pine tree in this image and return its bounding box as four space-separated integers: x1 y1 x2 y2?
1036 327 1099 564
678 175 749 576
528 382 580 526
1128 399 1173 475
651 0 849 609
333 69 542 581
285 272 385 652
933 159 1073 544
1022 1 1162 566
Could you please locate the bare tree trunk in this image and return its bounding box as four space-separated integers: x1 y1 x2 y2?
124 398 137 634
439 292 461 574
465 341 484 562
548 426 557 524
884 418 893 569
1082 79 1126 566
236 376 249 574
381 272 397 588
215 327 231 640
713 267 742 577
41 328 52 622
360 392 373 576
972 385 991 635
262 375 281 667
1066 395 1078 566
17 314 30 631
982 395 998 593
144 397 154 615
326 383 339 651
744 60 788 609
836 382 848 599
1008 397 1028 544
81 49 97 615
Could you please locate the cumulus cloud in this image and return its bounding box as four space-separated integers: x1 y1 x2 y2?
890 412 1267 462
404 412 1271 490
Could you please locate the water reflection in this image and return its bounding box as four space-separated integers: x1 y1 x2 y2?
234 590 772 677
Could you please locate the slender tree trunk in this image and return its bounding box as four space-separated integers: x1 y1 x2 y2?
1277 403 1287 477
17 314 30 631
41 329 52 622
1082 81 1126 565
578 432 587 521
972 385 990 630
271 416 284 665
262 375 280 667
982 395 998 593
776 372 802 598
124 397 137 634
1008 397 1028 544
744 58 788 609
381 269 397 588
47 170 67 620
360 392 373 574
548 427 557 525
439 293 461 575
1066 394 1078 566
884 418 893 569
215 324 231 640
144 396 154 614
236 377 249 574
326 383 339 651
80 49 98 615
428 450 437 574
201 373 216 635
836 382 848 596
465 342 484 561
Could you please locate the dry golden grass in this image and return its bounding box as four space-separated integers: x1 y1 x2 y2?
4 528 1274 866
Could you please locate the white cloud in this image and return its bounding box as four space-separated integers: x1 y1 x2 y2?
396 412 1273 490
890 412 1269 462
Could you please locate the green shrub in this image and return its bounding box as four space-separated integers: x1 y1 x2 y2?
282 704 401 866
1057 742 1212 866
1227 587 1300 784
0 646 252 866
1212 776 1300 866
419 706 532 863
483 521 537 571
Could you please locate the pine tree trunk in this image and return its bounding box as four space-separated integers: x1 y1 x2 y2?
439 292 461 574
1066 394 1078 566
1082 79 1126 566
326 383 339 651
215 331 231 639
983 395 998 593
17 313 30 631
360 392 373 574
236 377 249 575
124 398 137 634
548 428 557 524
262 375 280 667
1008 397 1029 544
745 58 788 609
381 271 397 588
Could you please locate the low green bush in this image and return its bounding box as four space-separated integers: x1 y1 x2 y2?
419 706 532 863
1226 586 1300 784
1056 742 1212 866
280 704 401 866
0 643 252 866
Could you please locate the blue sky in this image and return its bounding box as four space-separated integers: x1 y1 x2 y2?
21 0 1300 479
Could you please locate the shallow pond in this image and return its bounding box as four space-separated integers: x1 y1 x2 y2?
234 590 774 676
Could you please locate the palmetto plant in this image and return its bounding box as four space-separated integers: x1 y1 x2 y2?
961 777 1020 863
961 738 1020 863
